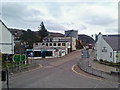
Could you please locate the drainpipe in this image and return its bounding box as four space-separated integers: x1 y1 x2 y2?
113 50 114 63
11 34 14 55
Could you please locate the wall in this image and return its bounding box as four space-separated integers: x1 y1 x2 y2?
95 34 114 62
65 30 78 40
78 59 119 83
114 51 120 63
0 21 14 54
33 42 70 55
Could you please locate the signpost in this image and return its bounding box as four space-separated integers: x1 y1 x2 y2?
81 49 92 67
81 50 90 58
13 54 26 71
13 54 26 63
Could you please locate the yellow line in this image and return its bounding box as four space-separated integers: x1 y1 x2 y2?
72 64 120 84
72 64 102 81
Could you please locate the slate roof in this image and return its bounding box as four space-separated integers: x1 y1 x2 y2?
103 35 120 51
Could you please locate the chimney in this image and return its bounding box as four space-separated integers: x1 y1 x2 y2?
99 32 101 34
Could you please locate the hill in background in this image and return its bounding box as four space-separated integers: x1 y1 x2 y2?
8 28 95 45
78 34 95 45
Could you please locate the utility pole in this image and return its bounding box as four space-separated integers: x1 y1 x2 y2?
6 58 9 90
118 66 120 89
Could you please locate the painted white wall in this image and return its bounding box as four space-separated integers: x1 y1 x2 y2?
114 51 120 63
95 34 114 62
0 21 2 53
0 21 14 54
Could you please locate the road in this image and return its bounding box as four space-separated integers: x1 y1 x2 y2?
2 50 119 88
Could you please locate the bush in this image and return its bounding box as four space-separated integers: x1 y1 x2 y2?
104 60 109 63
116 62 120 64
99 59 103 62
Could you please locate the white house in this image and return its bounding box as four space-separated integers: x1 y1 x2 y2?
0 20 14 54
27 36 77 59
95 32 120 63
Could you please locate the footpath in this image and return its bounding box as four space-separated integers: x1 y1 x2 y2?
89 49 116 73
78 49 119 83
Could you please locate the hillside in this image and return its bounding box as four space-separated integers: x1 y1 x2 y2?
78 34 95 45
8 28 95 45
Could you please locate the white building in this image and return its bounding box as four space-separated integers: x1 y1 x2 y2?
27 37 76 59
95 33 120 63
0 20 14 54
43 37 76 51
31 41 70 59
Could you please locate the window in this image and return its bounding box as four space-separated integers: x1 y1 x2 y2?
54 43 56 46
36 43 38 45
27 51 33 57
62 43 65 46
46 51 52 56
34 51 41 57
50 43 52 46
58 43 61 46
42 43 44 45
110 52 112 58
50 39 52 42
67 43 69 46
46 43 48 46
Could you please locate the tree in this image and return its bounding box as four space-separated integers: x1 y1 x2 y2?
76 40 83 49
38 21 48 41
20 29 40 49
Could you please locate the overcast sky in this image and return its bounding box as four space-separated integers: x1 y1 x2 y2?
0 0 119 35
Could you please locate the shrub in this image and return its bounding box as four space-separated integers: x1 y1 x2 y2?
116 62 120 64
103 60 109 63
99 59 103 62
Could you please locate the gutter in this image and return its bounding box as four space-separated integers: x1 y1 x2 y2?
113 50 114 63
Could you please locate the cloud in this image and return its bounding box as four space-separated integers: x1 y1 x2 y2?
105 28 118 33
1 1 118 35
84 15 116 26
44 20 65 30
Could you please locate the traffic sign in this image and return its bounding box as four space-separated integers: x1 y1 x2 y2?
13 54 26 63
116 54 118 58
81 50 90 58
21 54 26 61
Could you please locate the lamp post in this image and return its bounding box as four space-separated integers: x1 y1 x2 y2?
5 55 9 90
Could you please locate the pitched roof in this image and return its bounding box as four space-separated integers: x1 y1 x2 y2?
103 35 120 51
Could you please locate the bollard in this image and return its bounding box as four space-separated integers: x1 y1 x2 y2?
92 68 93 74
1 70 6 81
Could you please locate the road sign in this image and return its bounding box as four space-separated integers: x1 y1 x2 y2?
81 50 90 58
21 54 26 61
13 54 26 63
116 54 119 58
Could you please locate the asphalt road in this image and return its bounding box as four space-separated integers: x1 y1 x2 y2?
2 50 119 88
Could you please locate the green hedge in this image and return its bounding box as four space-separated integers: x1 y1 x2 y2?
99 59 120 66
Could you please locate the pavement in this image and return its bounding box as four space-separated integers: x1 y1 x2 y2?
89 49 116 73
2 50 119 88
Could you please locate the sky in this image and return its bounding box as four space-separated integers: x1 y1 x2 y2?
0 0 119 36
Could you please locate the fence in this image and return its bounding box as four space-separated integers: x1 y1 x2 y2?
78 59 120 82
2 60 38 74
